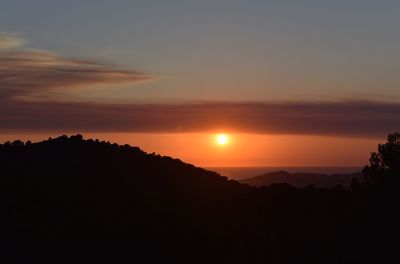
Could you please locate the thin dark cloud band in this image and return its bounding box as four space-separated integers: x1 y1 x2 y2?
1 100 398 137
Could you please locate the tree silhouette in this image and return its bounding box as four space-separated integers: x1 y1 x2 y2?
358 132 400 190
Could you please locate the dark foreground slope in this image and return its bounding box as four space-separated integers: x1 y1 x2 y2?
241 170 362 188
0 135 397 263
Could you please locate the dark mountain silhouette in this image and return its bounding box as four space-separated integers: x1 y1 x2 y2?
1 135 398 263
240 170 362 188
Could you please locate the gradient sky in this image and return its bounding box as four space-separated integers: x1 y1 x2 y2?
1 1 399 167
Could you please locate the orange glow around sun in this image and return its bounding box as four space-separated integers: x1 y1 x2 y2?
3 133 380 167
215 133 230 146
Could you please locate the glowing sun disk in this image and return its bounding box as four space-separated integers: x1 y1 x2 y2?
216 133 230 146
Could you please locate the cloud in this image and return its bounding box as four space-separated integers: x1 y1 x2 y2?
0 100 399 138
0 35 155 99
0 33 26 50
0 33 397 138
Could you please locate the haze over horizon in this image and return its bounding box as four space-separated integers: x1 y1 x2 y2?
1 0 399 167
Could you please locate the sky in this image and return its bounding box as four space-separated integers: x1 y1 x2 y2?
1 0 399 167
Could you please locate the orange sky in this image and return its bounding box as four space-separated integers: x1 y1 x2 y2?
0 133 381 167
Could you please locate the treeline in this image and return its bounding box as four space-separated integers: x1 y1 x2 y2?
1 133 399 263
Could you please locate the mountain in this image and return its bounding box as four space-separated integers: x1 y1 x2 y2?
240 170 362 188
0 135 395 263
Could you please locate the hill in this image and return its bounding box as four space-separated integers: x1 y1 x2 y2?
0 135 396 263
240 170 362 188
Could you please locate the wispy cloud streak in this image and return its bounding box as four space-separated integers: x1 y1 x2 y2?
0 33 26 50
0 34 154 99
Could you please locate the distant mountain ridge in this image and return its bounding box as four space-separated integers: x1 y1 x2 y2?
240 170 362 188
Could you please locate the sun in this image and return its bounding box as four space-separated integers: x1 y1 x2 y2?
215 133 230 146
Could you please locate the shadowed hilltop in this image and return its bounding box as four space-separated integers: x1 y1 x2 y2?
2 134 399 263
240 170 362 188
